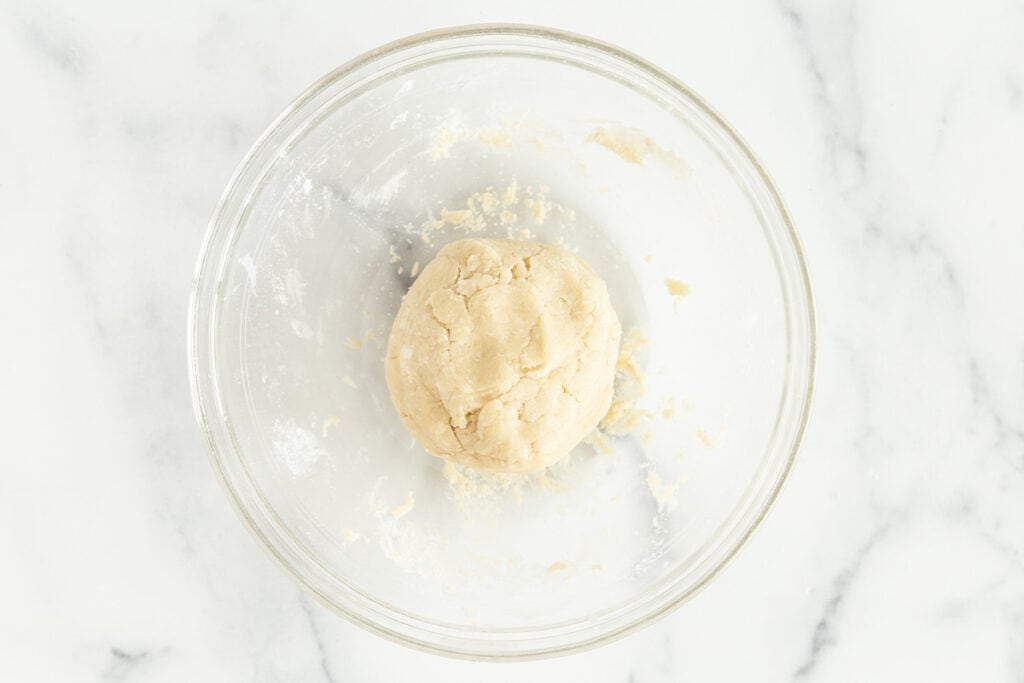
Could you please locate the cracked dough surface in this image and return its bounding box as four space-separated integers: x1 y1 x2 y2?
385 238 622 473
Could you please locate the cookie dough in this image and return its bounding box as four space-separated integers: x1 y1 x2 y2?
385 238 622 473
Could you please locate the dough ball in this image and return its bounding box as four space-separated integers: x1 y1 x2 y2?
385 238 622 473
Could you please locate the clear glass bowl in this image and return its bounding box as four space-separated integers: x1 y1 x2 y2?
189 25 814 659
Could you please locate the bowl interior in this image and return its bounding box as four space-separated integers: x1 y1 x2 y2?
194 27 813 657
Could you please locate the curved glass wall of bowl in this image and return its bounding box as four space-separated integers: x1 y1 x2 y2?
189 25 814 659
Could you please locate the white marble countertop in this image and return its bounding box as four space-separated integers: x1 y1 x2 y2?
3 1 1023 680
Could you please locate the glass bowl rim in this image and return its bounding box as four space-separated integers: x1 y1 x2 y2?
188 22 817 660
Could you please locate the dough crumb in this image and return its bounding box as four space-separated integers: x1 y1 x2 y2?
410 181 574 247
443 460 477 496
665 278 690 297
547 561 571 572
345 336 362 350
523 196 549 224
617 329 649 387
665 278 690 313
477 192 499 214
697 430 714 448
391 492 415 519
341 527 361 542
410 261 420 277
601 329 651 434
502 180 518 206
441 208 473 225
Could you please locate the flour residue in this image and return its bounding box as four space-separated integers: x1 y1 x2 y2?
290 319 314 340
376 169 408 204
586 124 692 176
238 254 257 289
321 415 340 437
428 118 515 160
442 460 529 503
353 121 710 579
439 459 578 514
645 470 681 512
367 479 442 577
601 329 652 434
272 419 327 476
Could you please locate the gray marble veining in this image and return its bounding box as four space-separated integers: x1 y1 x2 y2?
2 1 1023 680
